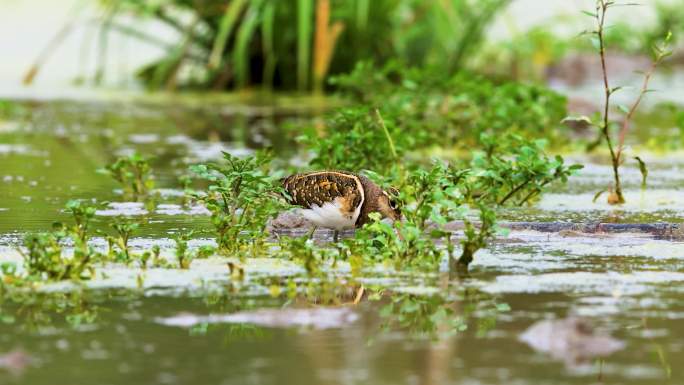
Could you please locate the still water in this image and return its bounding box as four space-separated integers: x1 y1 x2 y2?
0 98 683 384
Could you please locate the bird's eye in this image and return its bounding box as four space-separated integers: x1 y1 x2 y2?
389 199 398 209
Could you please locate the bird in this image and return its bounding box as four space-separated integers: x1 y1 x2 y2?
281 170 401 241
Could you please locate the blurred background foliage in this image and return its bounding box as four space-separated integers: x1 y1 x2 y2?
89 0 512 91
18 0 683 94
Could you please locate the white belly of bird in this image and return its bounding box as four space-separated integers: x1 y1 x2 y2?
298 198 362 230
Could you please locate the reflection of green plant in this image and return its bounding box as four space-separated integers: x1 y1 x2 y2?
0 289 101 331
190 152 286 255
372 287 511 340
378 293 467 339
99 154 154 199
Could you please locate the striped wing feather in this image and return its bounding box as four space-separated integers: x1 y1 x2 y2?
282 171 364 216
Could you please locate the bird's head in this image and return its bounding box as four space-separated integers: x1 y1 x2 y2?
377 187 402 221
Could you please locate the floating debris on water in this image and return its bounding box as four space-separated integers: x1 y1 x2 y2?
519 317 625 367
0 349 32 376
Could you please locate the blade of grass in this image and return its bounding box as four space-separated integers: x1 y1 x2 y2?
356 0 369 31
149 16 200 90
372 108 397 160
449 0 511 72
297 0 313 91
234 0 264 88
209 0 248 69
104 22 204 62
261 1 277 89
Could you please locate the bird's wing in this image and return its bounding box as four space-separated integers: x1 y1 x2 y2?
282 171 365 216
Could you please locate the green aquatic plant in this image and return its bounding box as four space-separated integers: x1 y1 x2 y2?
20 225 97 282
577 0 672 204
349 163 467 269
63 200 102 276
20 229 69 281
173 231 215 269
471 134 582 206
328 62 569 153
174 232 192 269
348 135 580 272
18 200 103 282
190 152 286 255
456 205 496 270
345 165 460 270
106 220 139 263
278 232 332 275
301 107 403 175
99 154 154 199
138 245 157 269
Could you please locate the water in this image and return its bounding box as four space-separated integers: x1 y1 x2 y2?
1 97 684 384
1 233 682 384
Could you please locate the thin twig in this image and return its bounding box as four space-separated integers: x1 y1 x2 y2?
372 108 398 160
615 55 666 164
595 0 624 202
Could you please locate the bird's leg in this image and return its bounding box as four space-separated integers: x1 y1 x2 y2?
353 285 365 305
333 230 339 243
306 226 317 239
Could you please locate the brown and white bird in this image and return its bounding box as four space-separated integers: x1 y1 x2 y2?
282 170 401 240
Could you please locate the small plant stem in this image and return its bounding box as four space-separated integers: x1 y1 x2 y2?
498 178 532 205
372 108 398 160
596 0 624 204
616 58 664 165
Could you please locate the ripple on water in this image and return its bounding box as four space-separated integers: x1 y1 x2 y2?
155 307 359 329
480 271 684 295
96 202 148 216
493 232 684 260
538 189 684 213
